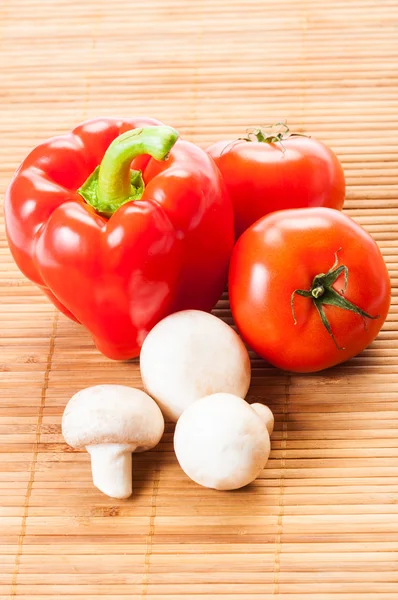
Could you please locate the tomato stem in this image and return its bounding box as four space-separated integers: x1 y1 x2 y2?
78 126 179 217
291 250 380 349
219 122 310 156
312 286 324 298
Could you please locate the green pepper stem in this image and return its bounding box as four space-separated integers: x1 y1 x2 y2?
78 125 179 217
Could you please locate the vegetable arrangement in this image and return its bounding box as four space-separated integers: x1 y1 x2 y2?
5 118 391 497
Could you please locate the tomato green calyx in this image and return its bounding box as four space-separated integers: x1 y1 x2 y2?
241 121 308 153
78 125 179 217
291 250 380 350
220 122 309 156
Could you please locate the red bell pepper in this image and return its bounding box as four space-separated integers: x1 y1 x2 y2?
5 117 234 359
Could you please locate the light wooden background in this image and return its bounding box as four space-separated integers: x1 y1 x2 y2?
1 0 398 598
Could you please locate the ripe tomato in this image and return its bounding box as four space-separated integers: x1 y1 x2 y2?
229 208 390 373
208 126 345 238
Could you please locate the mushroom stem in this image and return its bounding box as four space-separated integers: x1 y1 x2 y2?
251 403 274 435
86 443 135 499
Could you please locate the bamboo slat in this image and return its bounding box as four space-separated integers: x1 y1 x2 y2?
1 0 398 598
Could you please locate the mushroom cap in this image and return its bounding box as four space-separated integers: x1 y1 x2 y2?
140 310 251 422
62 385 164 450
174 393 271 490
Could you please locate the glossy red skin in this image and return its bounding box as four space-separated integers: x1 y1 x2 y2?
207 137 345 238
229 208 391 373
5 117 234 359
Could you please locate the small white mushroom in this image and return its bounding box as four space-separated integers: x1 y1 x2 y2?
62 385 164 499
140 310 251 422
174 393 274 490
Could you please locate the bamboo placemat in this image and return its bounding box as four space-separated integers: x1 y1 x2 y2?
1 0 398 598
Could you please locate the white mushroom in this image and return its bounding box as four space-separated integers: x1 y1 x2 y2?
174 393 274 490
62 385 164 499
140 310 251 422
